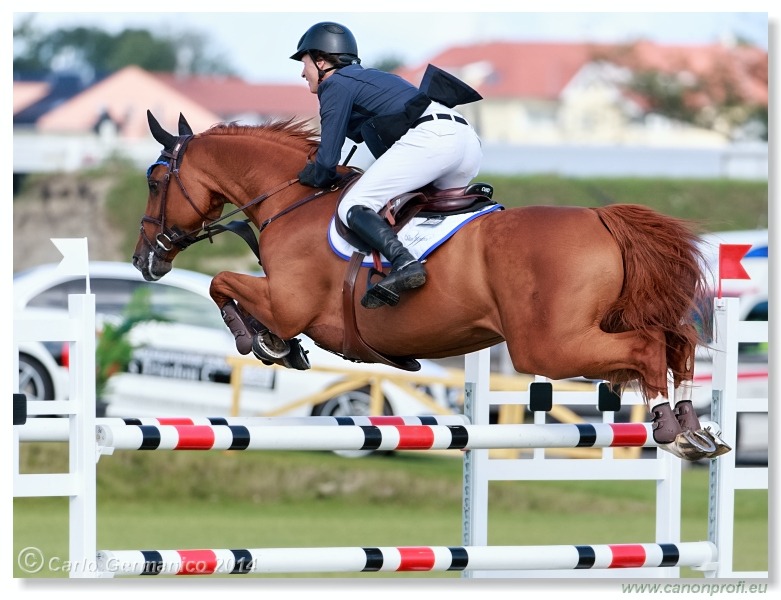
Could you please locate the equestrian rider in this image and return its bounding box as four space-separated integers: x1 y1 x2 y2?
292 21 483 309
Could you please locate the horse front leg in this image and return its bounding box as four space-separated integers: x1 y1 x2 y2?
209 272 310 370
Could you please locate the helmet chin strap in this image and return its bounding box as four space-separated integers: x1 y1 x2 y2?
317 65 339 83
308 51 344 83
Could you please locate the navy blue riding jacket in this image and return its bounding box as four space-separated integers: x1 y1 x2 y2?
312 64 424 187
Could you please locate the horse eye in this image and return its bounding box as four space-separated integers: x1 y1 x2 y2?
147 180 159 194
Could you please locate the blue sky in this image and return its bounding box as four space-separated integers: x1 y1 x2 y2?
11 4 772 84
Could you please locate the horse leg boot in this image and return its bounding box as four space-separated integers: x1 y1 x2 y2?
220 301 261 355
669 346 731 458
220 301 293 365
234 304 310 370
346 206 427 309
647 394 707 461
673 381 731 459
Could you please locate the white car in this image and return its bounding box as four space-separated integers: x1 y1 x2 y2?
13 262 458 425
17 338 69 408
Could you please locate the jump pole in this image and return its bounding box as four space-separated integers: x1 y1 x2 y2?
96 542 718 576
93 421 701 453
18 414 469 442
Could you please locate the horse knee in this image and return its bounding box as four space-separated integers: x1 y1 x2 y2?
209 273 232 305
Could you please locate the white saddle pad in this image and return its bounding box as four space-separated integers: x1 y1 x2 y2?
328 204 503 267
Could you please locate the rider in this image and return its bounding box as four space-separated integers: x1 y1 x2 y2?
291 21 483 308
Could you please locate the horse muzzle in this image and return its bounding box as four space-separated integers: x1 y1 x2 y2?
132 247 172 282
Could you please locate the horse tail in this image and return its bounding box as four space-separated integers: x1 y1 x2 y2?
592 204 712 389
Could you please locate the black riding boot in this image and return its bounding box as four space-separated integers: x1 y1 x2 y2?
346 205 427 308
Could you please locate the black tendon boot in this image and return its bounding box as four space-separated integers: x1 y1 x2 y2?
346 206 427 308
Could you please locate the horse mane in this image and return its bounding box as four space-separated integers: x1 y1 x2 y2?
201 118 320 154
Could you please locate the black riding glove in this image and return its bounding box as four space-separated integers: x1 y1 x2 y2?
298 161 341 188
297 162 319 187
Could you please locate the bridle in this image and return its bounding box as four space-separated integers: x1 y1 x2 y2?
140 134 336 264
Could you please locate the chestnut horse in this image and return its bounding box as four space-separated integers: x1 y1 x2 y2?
133 111 729 461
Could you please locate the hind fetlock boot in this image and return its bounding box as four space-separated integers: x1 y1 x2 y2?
346 205 427 309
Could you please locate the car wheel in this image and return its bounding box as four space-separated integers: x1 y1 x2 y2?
18 353 55 401
312 386 392 458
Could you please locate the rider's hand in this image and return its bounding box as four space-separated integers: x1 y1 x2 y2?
297 162 319 187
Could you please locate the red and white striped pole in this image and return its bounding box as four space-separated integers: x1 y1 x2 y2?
96 421 678 452
96 542 718 576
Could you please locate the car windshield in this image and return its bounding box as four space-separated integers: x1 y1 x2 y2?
26 277 225 330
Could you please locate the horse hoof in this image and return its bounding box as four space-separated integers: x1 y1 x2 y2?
281 338 311 371
694 425 732 458
252 332 290 361
659 429 732 461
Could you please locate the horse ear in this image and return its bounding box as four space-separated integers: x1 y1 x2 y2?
147 109 177 150
178 113 194 136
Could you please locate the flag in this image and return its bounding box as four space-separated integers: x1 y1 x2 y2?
51 238 90 293
717 243 752 298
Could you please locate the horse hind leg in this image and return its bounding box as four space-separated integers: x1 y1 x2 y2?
668 334 731 459
630 332 690 450
540 326 712 461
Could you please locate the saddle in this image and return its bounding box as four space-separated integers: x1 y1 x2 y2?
334 175 495 252
334 172 495 371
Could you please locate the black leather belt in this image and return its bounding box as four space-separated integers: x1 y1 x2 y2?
412 113 468 128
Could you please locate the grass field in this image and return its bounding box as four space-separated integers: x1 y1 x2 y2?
13 445 768 579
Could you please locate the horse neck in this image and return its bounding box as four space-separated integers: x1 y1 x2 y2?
194 133 310 225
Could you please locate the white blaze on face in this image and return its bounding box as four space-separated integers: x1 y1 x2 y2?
147 251 162 281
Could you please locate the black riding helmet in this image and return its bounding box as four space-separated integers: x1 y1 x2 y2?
290 21 360 64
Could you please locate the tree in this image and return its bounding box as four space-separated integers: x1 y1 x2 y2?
595 41 768 141
13 16 237 77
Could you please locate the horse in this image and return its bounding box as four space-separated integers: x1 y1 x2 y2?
133 110 729 461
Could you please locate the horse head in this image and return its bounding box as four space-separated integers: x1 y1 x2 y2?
133 110 219 281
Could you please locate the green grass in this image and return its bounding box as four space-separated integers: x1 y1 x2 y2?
484 175 768 232
13 445 768 579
